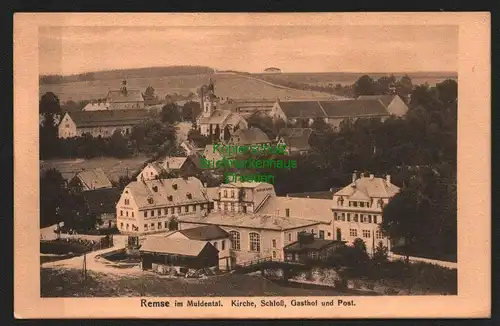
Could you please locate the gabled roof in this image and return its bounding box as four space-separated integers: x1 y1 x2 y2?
140 237 212 256
82 102 110 111
125 177 209 209
178 225 229 241
179 212 321 231
107 89 144 103
278 128 313 151
230 127 270 145
284 239 344 252
319 99 389 118
335 176 400 199
81 187 122 214
256 196 333 223
66 109 148 128
158 157 188 170
277 99 391 119
73 168 113 190
357 95 397 108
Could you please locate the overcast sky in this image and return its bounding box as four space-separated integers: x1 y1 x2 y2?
39 25 458 76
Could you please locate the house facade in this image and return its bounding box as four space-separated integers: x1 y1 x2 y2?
213 182 276 214
331 172 400 254
58 109 149 139
178 212 323 263
115 177 210 235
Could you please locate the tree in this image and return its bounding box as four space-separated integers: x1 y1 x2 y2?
436 79 458 105
381 187 432 262
246 114 278 140
107 130 131 158
143 86 158 105
39 92 62 115
214 125 221 141
40 168 68 228
161 102 181 124
353 238 368 253
374 75 396 95
223 125 231 142
373 241 389 262
130 119 177 154
187 128 210 147
310 117 332 134
182 101 201 122
39 92 62 159
354 75 376 96
59 192 95 231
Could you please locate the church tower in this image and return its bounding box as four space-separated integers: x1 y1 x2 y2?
202 77 217 118
120 80 128 95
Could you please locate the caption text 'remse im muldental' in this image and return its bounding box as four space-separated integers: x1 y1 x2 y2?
140 298 356 308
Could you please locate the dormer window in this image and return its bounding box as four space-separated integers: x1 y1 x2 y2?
172 184 178 190
147 197 154 204
186 193 192 199
152 186 158 193
167 195 173 201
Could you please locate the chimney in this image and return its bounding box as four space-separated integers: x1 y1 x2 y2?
369 174 374 180
386 175 391 184
352 172 357 184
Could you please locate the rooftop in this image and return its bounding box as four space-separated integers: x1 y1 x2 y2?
140 237 211 256
73 168 113 190
179 212 321 231
230 127 270 146
256 196 334 224
81 187 122 214
335 175 400 198
65 109 149 128
284 239 345 252
178 225 229 241
107 89 144 103
277 99 391 119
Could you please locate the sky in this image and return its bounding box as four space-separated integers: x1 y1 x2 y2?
39 25 458 76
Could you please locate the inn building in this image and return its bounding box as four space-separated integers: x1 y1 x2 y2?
115 177 211 235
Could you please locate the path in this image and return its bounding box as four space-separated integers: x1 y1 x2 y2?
40 243 142 276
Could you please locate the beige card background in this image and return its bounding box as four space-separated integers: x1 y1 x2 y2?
14 12 491 319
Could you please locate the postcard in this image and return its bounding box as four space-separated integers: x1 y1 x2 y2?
14 12 490 319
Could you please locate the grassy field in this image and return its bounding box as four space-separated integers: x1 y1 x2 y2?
40 154 149 181
40 72 337 103
40 268 361 297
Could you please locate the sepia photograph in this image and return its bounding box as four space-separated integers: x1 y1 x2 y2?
14 12 490 319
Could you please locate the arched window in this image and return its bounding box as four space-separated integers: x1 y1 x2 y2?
229 231 240 250
249 232 260 252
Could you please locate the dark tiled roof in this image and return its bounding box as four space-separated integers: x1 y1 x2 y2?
286 189 340 200
231 127 270 145
357 95 396 107
278 101 326 118
278 128 313 151
319 99 389 118
81 187 121 214
284 239 344 252
179 225 229 241
107 89 144 103
68 109 149 128
140 238 210 256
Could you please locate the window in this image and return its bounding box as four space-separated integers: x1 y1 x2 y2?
157 209 161 216
158 222 162 229
224 190 228 197
192 205 196 212
151 223 155 230
165 221 168 229
374 216 378 224
144 224 148 231
319 230 325 239
213 242 218 249
171 207 175 214
285 208 290 217
164 208 168 215
231 190 235 198
362 230 371 238
224 203 228 211
177 207 181 213
347 214 351 222
353 201 358 207
230 231 241 250
184 206 188 213
350 229 357 237
126 211 128 217
249 232 260 252
334 212 338 220
201 204 205 209
124 199 130 205
354 214 358 222
272 239 277 248
360 202 365 208
376 230 383 239
328 232 331 237
272 251 277 259
368 215 372 223
341 213 346 221
120 222 124 229
222 240 225 250
151 210 155 217
363 215 369 223
120 210 123 216
132 212 134 218
144 211 147 218
288 233 292 241
230 203 234 212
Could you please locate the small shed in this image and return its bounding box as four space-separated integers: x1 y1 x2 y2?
284 232 345 263
139 237 219 274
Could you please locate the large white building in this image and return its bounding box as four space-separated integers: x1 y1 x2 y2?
331 172 400 254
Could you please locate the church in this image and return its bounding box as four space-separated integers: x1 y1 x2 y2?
195 78 248 141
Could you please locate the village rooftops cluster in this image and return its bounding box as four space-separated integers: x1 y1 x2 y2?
124 177 209 209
